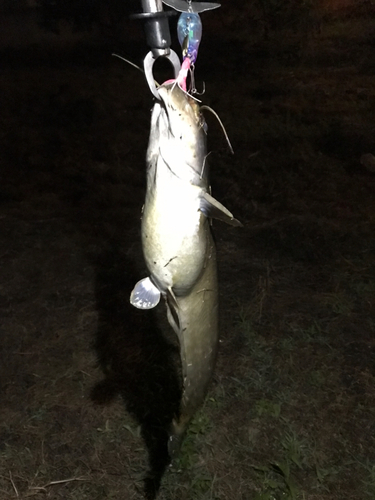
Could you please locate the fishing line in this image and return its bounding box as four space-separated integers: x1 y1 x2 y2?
112 53 160 87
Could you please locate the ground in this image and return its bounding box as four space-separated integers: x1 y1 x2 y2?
0 5 375 500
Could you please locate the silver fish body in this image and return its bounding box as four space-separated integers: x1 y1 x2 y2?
166 228 218 456
131 82 239 456
142 84 210 298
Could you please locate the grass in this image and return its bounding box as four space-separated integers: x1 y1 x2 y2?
0 4 375 500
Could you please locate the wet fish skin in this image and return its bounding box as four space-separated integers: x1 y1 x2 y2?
131 82 238 457
141 83 211 300
167 228 218 457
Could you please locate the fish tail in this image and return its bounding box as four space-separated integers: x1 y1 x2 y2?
168 417 188 459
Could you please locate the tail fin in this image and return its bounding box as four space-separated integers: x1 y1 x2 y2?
168 417 187 459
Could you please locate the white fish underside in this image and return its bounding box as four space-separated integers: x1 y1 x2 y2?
142 149 209 296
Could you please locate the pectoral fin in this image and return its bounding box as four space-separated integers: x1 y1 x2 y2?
130 277 161 309
199 192 242 227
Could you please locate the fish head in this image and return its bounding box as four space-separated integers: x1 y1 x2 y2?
156 83 208 184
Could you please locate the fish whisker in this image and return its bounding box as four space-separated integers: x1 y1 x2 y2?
200 105 234 154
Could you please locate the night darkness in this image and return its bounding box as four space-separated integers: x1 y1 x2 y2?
1 1 375 499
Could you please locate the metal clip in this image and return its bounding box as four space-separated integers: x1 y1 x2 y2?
132 0 181 98
144 50 181 99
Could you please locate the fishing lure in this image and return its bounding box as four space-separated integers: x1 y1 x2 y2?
167 0 220 64
177 12 202 64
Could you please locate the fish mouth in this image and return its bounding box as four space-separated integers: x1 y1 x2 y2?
155 83 208 184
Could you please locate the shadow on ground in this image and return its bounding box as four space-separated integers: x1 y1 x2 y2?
90 245 181 498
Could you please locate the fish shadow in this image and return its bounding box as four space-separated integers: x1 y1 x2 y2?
91 245 181 499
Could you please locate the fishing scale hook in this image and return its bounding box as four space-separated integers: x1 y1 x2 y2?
132 0 220 98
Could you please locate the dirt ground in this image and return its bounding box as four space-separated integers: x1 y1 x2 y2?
0 4 375 500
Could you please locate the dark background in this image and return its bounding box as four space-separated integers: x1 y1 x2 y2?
0 1 375 499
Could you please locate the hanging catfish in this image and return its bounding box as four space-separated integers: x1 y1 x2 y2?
130 80 240 456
